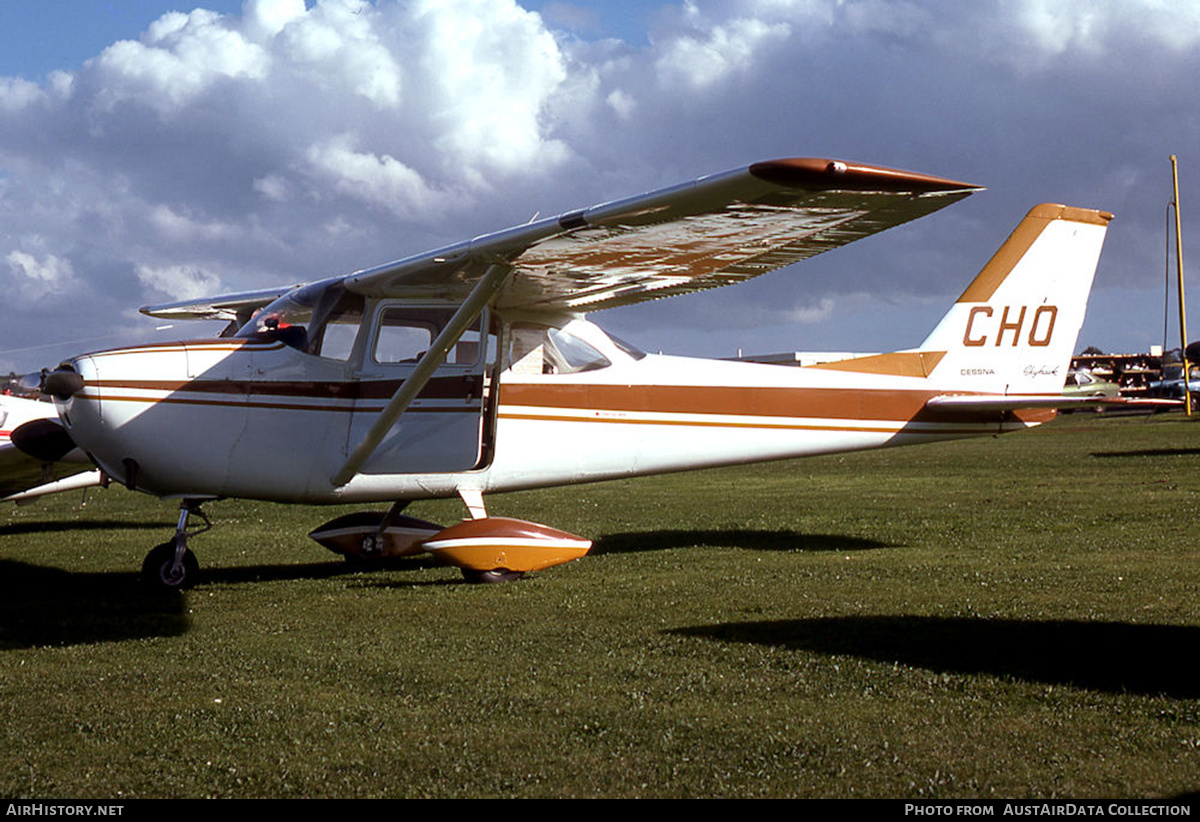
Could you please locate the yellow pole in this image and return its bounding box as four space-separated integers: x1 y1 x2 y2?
1172 155 1190 416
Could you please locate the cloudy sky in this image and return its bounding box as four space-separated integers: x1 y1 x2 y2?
1 0 1197 373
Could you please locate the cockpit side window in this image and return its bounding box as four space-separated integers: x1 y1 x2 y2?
547 326 611 372
312 306 363 360
307 288 364 361
372 306 485 366
236 280 364 362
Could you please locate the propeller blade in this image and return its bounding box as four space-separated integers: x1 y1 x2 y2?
43 368 84 401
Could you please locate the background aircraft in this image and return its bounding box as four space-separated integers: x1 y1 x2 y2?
1 393 102 504
10 158 1113 588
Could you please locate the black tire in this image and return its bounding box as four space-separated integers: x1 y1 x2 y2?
141 541 200 590
461 568 524 584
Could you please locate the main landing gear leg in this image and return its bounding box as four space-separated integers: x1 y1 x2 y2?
141 500 211 590
359 499 410 558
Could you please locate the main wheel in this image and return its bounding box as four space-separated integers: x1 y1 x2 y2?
141 541 200 590
461 568 524 584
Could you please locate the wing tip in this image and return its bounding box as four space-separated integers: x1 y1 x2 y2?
749 157 982 194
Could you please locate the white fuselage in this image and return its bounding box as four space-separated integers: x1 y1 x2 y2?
51 202 1109 510
55 317 1036 505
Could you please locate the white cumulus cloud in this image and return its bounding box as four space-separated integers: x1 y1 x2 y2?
654 15 791 89
5 251 77 300
91 9 269 111
136 263 226 301
304 135 448 219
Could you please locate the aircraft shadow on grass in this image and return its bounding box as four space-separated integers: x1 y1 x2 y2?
0 554 458 649
1090 447 1200 459
594 529 894 556
672 615 1200 698
0 519 166 536
201 555 461 591
0 559 189 650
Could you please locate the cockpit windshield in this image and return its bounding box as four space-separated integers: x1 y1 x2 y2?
237 278 364 360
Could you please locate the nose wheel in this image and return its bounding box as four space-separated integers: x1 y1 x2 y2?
142 541 199 589
141 500 210 590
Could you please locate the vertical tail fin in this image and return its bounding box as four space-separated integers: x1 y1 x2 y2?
921 204 1112 395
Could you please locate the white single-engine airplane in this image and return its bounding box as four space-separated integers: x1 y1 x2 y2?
12 157 1119 588
1 393 103 504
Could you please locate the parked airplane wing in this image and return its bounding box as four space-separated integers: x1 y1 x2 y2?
0 440 57 500
343 158 981 311
1 395 100 502
141 285 295 322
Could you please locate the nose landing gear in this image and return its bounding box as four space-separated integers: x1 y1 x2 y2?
141 500 211 590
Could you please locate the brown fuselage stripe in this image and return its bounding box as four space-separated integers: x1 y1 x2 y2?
79 392 470 413
84 376 478 401
79 380 1053 426
498 384 1018 425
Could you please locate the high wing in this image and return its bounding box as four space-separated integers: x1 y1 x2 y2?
343 158 981 311
141 158 979 321
142 285 295 323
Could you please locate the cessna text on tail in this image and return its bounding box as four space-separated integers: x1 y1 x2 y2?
12 158 1115 587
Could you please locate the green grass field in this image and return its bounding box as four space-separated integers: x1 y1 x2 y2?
2 413 1199 798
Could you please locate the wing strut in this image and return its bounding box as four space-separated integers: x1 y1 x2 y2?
330 263 513 488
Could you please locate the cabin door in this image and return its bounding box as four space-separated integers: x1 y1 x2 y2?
346 302 494 475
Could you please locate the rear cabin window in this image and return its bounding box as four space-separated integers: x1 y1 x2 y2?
505 324 612 375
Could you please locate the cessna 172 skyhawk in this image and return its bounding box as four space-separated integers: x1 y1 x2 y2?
18 157 1116 589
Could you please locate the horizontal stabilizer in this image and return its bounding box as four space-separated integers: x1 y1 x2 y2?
926 394 1181 411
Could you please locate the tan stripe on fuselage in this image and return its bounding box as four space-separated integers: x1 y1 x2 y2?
499 383 1014 425
805 351 945 377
